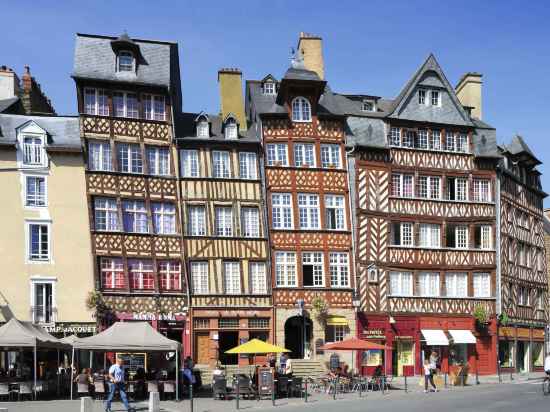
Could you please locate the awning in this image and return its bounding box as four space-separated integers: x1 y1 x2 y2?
448 330 477 344
421 329 449 346
326 316 349 326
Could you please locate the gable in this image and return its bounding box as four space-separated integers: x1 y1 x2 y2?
17 120 47 136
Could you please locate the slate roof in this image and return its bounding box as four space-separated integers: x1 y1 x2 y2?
0 114 81 150
503 135 541 164
174 112 260 144
0 97 20 113
543 214 550 235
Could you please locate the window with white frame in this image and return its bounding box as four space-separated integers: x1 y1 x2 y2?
22 135 45 166
113 91 138 118
152 202 176 235
298 194 319 230
117 51 134 72
117 143 143 173
418 89 426 105
159 261 181 290
474 225 492 249
28 222 49 261
392 222 414 246
445 273 468 297
362 99 375 112
263 82 276 95
25 176 46 207
302 252 324 287
275 252 297 287
146 146 170 176
457 133 468 152
329 252 349 287
197 120 209 138
180 149 199 177
128 259 155 290
445 131 456 151
429 130 441 150
321 144 340 168
518 242 526 266
225 119 238 140
88 141 112 171
266 143 288 166
473 179 491 202
94 197 119 231
224 261 241 294
272 193 293 229
100 258 125 289
402 130 415 148
84 88 109 116
446 177 468 201
241 207 260 238
239 152 257 179
294 143 315 167
473 273 491 297
188 205 206 236
143 94 165 121
431 90 440 106
326 325 345 343
418 176 441 199
389 127 401 146
215 206 233 237
391 173 414 198
446 225 468 249
418 129 428 149
212 151 231 178
122 200 148 233
291 97 311 122
418 272 440 297
31 281 55 324
191 261 209 294
250 262 267 294
325 195 345 230
389 271 413 296
518 286 528 306
419 223 441 248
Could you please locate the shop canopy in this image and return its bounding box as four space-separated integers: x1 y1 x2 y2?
326 316 349 326
321 337 388 351
73 321 181 352
225 339 290 354
448 330 476 344
0 318 67 349
421 329 449 346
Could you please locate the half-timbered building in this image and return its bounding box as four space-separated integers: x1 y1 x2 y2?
72 33 190 350
497 136 547 373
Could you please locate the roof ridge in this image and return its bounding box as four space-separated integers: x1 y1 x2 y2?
76 32 178 46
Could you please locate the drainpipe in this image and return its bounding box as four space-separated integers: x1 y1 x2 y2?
495 167 502 376
346 145 359 317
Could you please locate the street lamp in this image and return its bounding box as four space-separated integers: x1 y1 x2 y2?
297 299 305 358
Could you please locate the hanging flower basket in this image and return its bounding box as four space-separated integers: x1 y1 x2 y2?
311 295 329 324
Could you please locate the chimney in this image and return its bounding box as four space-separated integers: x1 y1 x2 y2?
0 66 21 99
20 65 56 115
455 72 483 120
218 68 247 131
297 32 325 79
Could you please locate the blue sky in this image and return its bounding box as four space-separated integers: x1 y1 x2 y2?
3 0 550 203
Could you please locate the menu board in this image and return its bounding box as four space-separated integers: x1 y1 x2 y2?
116 353 147 378
257 368 274 396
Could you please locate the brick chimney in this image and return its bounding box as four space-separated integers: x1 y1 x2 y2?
218 68 246 131
0 65 21 99
297 32 325 79
20 65 56 115
455 72 483 120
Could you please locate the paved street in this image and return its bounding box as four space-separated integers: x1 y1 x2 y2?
0 379 548 412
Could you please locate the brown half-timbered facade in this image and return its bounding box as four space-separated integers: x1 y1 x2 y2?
497 136 547 373
72 33 189 351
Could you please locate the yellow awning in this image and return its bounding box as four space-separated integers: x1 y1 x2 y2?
225 339 290 354
326 316 349 326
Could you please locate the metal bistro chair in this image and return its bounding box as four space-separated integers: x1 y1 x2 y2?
18 382 33 401
147 380 159 394
212 375 228 400
77 382 90 398
126 381 136 401
289 376 304 398
94 381 106 400
0 382 11 401
162 381 175 400
382 375 393 392
235 374 254 399
277 376 289 398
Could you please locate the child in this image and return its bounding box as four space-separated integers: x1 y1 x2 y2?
423 358 438 393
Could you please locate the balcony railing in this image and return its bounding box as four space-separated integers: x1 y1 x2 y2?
30 306 57 325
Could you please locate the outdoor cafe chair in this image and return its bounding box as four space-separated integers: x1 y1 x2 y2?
212 375 228 400
0 383 11 401
77 383 90 397
94 381 106 400
277 376 289 398
147 380 159 394
234 374 254 399
162 381 175 400
18 382 33 401
289 376 304 398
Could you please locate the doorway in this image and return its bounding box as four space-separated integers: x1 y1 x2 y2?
517 341 529 373
195 333 210 365
284 316 313 359
218 332 239 365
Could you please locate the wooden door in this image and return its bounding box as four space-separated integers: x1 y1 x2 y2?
195 333 210 365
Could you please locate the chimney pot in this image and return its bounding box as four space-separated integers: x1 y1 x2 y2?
24 65 30 75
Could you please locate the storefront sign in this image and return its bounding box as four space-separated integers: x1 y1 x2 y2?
533 329 545 340
517 328 530 339
363 329 385 339
44 323 96 334
499 327 515 338
130 312 185 321
394 336 414 340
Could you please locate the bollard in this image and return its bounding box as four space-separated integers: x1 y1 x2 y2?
444 373 447 388
189 384 194 412
80 396 93 412
510 369 513 381
304 378 308 402
461 373 464 387
381 376 385 395
333 376 338 400
272 379 276 406
404 375 407 393
148 391 160 412
359 376 363 397
476 368 480 385
235 377 240 410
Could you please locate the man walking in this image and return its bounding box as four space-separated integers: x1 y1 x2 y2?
105 358 133 412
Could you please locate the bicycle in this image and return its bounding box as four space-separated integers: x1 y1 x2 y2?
542 374 550 396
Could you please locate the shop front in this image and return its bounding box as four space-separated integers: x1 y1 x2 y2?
498 326 545 373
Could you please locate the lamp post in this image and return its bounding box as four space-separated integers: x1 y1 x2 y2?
297 299 305 358
352 293 361 374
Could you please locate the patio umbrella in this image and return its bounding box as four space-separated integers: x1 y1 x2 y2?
320 337 388 375
225 339 290 354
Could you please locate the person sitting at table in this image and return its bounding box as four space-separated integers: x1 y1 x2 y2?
212 362 225 378
75 368 92 385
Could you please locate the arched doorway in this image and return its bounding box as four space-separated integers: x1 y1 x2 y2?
284 316 313 359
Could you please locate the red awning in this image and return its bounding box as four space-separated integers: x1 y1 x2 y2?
321 336 388 351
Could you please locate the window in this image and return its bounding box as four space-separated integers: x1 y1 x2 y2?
457 133 468 153
418 89 426 105
474 225 492 249
215 206 233 237
298 194 319 230
197 120 209 137
446 273 468 297
272 193 293 229
291 97 311 122
180 150 199 177
325 195 345 230
419 224 441 248
250 262 267 294
518 242 526 266
402 130 415 148
391 173 414 198
239 152 257 179
321 144 340 168
418 129 428 149
389 127 401 146
122 200 148 233
294 143 315 167
537 289 544 309
146 146 170 176
94 197 119 231
117 143 143 174
329 252 349 287
152 202 176 235
419 272 440 297
88 141 112 171
129 259 154 290
275 252 297 287
389 271 413 296
31 281 54 324
191 262 209 294
144 94 165 121
263 82 276 95
518 287 527 305
28 223 49 261
431 90 440 106
362 100 375 112
159 261 181 290
225 119 238 140
241 207 260 238
117 51 134 72
446 177 468 201
224 262 241 294
100 258 125 289
473 179 491 202
212 151 231 178
445 131 456 151
302 252 324 287
429 130 441 150
25 176 46 207
418 176 441 199
391 222 414 246
446 225 468 249
188 205 206 236
266 143 288 166
84 88 109 116
113 92 138 118
473 273 491 297
326 325 345 343
22 136 45 166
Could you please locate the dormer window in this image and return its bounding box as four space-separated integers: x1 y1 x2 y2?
362 100 375 112
263 82 276 95
291 97 311 122
117 51 135 72
225 119 238 140
418 89 426 105
23 135 45 166
431 90 440 106
197 120 209 138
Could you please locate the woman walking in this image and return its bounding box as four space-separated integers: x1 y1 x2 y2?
423 359 438 393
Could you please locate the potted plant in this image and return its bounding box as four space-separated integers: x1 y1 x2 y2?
473 305 489 331
86 290 114 328
311 295 329 324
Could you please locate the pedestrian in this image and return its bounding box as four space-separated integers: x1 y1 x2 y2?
423 359 437 393
279 353 288 375
105 358 134 412
429 351 439 374
545 353 550 377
